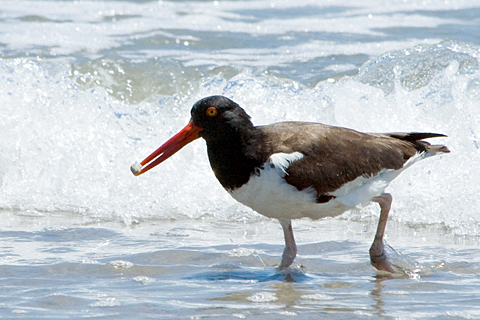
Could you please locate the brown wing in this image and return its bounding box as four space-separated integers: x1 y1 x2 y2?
258 122 448 196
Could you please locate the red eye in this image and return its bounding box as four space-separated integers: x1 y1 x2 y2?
206 107 218 117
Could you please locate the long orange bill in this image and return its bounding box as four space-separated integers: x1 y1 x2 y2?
131 121 202 176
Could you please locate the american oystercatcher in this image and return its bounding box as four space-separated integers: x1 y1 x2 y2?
131 95 449 272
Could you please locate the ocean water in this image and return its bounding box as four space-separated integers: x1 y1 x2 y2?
1 0 480 318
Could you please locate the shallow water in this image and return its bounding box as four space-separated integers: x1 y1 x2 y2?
1 0 480 318
2 213 480 319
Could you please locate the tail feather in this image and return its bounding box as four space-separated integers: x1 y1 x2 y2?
386 132 446 142
386 132 450 155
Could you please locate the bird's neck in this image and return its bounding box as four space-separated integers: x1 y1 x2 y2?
205 127 267 190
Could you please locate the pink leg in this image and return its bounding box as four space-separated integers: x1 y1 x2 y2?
278 219 297 269
370 193 395 273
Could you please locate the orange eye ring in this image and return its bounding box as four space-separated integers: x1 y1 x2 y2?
206 107 218 117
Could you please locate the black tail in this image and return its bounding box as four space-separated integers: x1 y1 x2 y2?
386 132 450 155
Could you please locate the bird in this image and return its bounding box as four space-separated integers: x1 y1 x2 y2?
131 95 449 272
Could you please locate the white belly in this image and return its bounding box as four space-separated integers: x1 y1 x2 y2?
227 151 419 220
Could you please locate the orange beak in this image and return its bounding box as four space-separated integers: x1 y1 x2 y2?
131 121 202 176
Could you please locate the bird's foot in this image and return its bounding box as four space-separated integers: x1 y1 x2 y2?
371 241 424 277
278 219 297 270
278 247 296 270
370 241 395 273
370 251 395 273
278 256 295 270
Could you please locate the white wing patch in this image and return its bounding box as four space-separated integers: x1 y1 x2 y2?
269 152 304 177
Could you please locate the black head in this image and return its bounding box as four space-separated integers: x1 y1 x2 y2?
190 95 254 142
132 96 257 177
